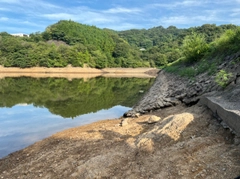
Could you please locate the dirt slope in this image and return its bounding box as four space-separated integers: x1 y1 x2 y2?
1 104 239 179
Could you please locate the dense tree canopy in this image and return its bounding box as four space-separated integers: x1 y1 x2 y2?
0 21 238 68
119 24 238 66
0 20 149 68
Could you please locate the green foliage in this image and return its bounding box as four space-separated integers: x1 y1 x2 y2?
119 24 237 67
179 67 197 78
163 24 240 79
43 20 115 52
182 32 209 62
0 20 150 68
215 70 233 88
211 27 240 54
0 22 239 69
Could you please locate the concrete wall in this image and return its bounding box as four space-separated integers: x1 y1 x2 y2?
200 96 240 136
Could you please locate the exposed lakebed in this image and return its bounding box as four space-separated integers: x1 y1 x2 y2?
0 77 154 158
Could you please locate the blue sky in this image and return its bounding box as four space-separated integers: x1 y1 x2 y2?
0 0 239 34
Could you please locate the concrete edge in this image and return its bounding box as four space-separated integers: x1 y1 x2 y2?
200 96 240 136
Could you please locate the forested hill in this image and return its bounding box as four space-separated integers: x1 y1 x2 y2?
118 24 238 66
0 20 239 68
0 20 149 68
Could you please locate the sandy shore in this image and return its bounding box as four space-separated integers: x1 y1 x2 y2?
0 104 240 178
0 67 159 79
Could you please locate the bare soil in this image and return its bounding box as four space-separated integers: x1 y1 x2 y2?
1 103 240 179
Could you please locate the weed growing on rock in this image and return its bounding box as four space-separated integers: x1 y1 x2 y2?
215 70 233 88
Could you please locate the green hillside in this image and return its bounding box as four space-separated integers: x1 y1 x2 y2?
0 20 149 68
164 26 240 82
119 24 238 66
0 21 239 69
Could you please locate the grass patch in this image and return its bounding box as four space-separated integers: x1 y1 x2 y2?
164 27 240 79
179 67 197 78
163 56 220 79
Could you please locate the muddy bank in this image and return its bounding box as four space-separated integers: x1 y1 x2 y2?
1 104 240 179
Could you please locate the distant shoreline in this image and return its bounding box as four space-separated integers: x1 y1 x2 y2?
0 66 160 79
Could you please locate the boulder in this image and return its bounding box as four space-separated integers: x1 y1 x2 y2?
148 115 161 124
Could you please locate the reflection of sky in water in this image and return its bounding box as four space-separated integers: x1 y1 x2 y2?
0 104 130 159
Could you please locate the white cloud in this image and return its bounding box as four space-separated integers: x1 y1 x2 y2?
0 0 239 33
0 0 60 14
0 17 8 21
104 22 143 31
151 0 208 9
160 16 191 25
181 0 206 6
157 11 221 28
27 0 60 10
0 7 10 11
0 0 20 3
42 11 119 25
103 7 141 14
42 13 76 20
231 8 240 16
229 18 240 24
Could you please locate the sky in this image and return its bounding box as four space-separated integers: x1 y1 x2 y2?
0 0 239 34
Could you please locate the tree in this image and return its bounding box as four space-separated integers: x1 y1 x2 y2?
182 32 209 62
112 42 129 58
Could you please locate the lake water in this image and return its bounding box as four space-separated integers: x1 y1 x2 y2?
0 77 154 159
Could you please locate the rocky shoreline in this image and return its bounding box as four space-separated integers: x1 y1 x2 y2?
125 51 240 136
0 53 240 178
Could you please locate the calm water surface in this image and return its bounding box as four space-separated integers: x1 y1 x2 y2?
0 77 154 158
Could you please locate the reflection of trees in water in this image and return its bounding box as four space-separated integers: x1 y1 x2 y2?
0 77 154 118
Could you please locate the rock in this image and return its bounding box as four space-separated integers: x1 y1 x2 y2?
123 110 135 117
124 51 240 125
234 136 240 145
120 118 129 127
182 97 200 105
175 93 187 100
148 115 161 124
135 113 140 118
236 75 240 84
194 82 202 92
157 100 164 107
221 121 229 129
136 138 154 152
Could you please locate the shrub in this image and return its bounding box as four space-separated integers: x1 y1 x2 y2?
182 32 209 63
212 27 240 54
215 70 232 88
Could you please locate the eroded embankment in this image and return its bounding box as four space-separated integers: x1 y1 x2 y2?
125 51 240 136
